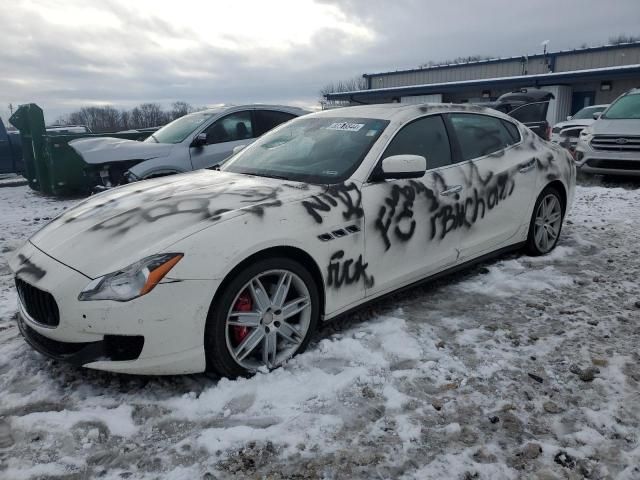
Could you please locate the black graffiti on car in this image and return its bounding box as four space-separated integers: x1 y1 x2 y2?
327 250 374 289
375 180 439 250
15 254 46 280
63 182 286 235
302 182 363 224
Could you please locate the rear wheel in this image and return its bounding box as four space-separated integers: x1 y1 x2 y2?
205 257 319 378
525 186 565 256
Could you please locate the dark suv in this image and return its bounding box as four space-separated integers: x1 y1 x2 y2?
484 89 554 140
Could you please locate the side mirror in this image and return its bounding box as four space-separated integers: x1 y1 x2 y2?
232 144 247 155
192 133 207 147
592 112 602 120
378 154 426 180
566 115 573 121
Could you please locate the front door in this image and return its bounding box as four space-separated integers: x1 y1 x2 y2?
571 91 596 114
362 114 464 297
190 110 255 169
445 113 538 260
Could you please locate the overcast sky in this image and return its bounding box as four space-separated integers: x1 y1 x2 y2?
1 0 639 123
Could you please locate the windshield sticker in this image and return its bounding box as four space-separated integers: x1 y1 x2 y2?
326 122 365 132
365 129 378 137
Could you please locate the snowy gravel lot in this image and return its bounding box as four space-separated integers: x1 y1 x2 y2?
1 177 639 480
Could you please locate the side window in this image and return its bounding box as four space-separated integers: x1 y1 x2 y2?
508 102 548 123
254 110 296 136
382 115 452 169
449 113 518 161
501 119 521 143
205 111 253 144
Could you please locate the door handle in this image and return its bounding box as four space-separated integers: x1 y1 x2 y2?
519 160 536 173
440 185 463 196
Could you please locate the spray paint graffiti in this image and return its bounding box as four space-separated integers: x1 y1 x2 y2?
327 250 374 289
64 181 287 236
15 254 46 280
302 182 363 224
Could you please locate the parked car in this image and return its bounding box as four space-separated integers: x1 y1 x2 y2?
69 105 309 187
484 89 555 140
550 104 608 149
10 103 575 376
575 89 640 176
46 124 92 134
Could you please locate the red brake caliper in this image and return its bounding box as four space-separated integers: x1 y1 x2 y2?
232 291 253 344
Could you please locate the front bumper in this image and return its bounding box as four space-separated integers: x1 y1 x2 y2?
10 242 219 375
575 144 640 177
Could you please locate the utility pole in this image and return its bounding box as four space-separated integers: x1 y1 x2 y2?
8 103 13 115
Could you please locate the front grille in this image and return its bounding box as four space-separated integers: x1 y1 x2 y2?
586 159 640 171
15 277 60 327
561 128 582 138
591 135 640 152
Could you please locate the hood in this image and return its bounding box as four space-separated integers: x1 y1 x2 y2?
29 170 319 278
553 119 593 130
69 137 174 165
590 119 640 136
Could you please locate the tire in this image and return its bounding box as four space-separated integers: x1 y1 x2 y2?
204 257 320 378
525 186 565 256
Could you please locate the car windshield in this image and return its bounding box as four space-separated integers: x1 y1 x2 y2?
602 94 640 119
221 116 389 184
145 111 217 144
572 105 607 119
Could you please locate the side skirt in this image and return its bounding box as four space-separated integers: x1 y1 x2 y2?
325 242 525 323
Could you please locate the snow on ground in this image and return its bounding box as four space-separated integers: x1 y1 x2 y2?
1 177 639 479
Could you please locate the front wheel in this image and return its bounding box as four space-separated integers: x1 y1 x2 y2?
525 186 565 256
205 257 319 378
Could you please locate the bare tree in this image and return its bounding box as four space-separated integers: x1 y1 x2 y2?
608 34 640 45
55 100 199 131
170 101 194 121
319 75 367 109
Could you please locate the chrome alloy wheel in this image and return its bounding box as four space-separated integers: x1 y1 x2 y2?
225 269 312 370
533 194 562 253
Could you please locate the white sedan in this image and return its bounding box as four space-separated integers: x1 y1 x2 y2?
10 104 576 377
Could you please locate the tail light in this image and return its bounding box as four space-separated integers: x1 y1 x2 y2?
545 125 551 141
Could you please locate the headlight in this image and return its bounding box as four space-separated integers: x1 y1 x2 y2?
79 253 183 302
579 127 593 142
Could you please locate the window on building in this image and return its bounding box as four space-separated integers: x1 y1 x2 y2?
206 111 253 144
254 110 297 137
449 113 519 161
382 115 452 169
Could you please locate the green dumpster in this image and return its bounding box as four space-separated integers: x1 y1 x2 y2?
9 104 49 193
10 103 153 196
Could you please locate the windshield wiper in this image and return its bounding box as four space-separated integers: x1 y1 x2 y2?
149 134 159 143
255 173 291 181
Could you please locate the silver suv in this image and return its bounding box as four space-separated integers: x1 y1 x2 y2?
575 89 640 176
69 105 309 187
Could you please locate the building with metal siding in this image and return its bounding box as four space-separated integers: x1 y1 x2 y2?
325 42 640 124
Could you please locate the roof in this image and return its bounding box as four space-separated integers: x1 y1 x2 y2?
363 41 640 79
200 104 310 115
326 64 640 101
310 102 512 123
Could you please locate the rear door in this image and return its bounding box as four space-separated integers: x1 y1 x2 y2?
446 113 537 260
190 110 256 169
508 101 550 139
362 114 467 297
